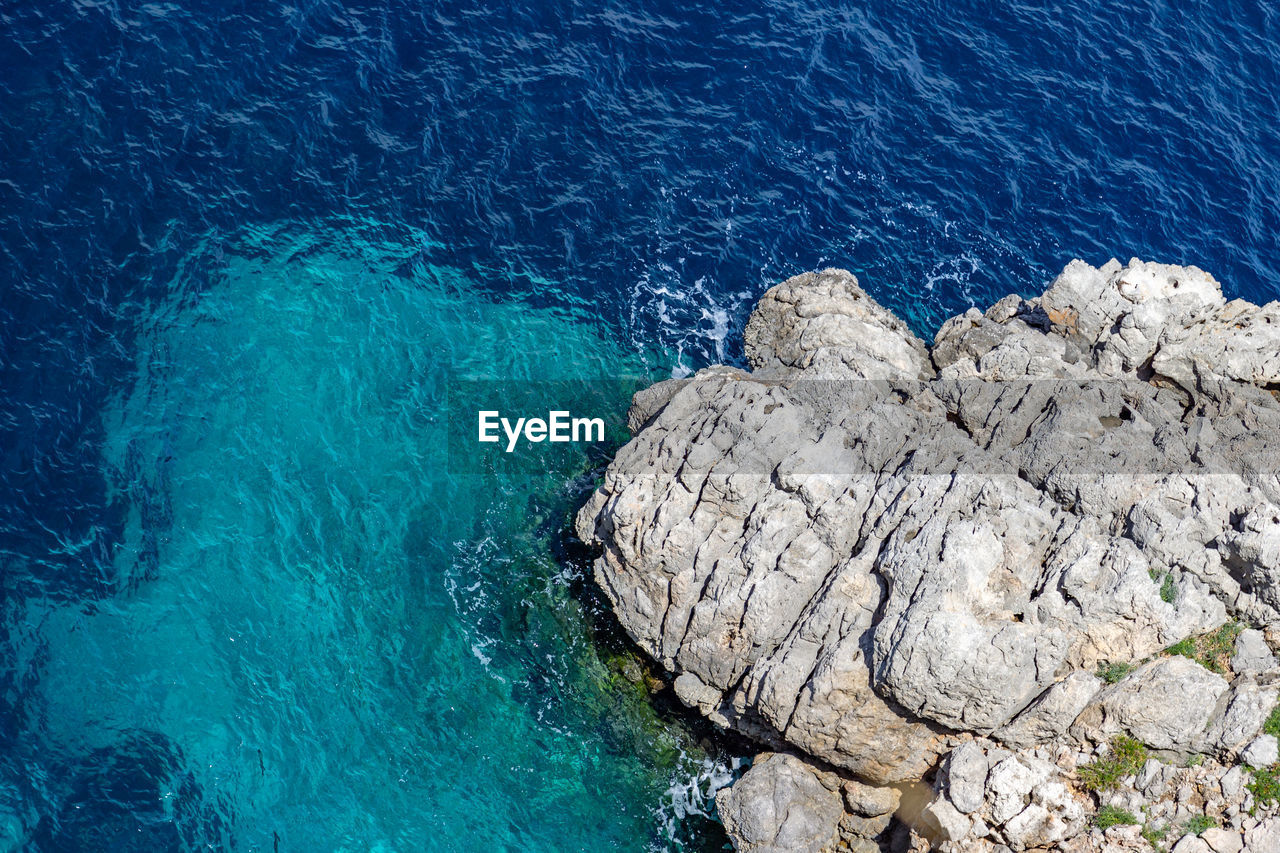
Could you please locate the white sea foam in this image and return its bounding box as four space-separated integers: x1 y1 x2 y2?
628 265 755 376
651 752 744 849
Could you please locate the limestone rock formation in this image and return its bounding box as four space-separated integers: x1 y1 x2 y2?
575 260 1280 851
713 753 845 853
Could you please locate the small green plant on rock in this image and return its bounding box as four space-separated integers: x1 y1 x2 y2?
1096 661 1135 684
1164 621 1243 674
1141 821 1168 850
1095 805 1139 829
1079 735 1150 792
1247 765 1280 814
1201 621 1244 671
1182 814 1217 835
1150 569 1177 603
1263 703 1280 737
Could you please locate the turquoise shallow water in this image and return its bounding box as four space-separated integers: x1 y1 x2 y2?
4 221 734 851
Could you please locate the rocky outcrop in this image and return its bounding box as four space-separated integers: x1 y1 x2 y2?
576 261 1280 851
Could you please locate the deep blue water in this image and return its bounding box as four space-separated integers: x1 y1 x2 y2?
2 1 1279 850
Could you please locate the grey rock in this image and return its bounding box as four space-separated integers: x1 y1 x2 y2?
995 672 1103 748
1221 508 1280 620
944 741 990 814
1002 804 1060 851
1207 682 1280 757
921 798 971 843
842 778 900 817
1071 657 1229 751
626 376 694 433
715 753 843 853
673 672 722 713
1173 837 1213 853
1202 827 1244 853
1135 758 1165 795
986 756 1048 824
1105 790 1148 815
744 268 934 380
1242 735 1279 768
1243 818 1280 853
838 812 892 841
1232 630 1277 675
841 836 880 853
1222 766 1248 800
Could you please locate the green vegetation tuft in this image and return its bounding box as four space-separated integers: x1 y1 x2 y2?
1079 735 1150 792
1141 822 1168 850
1264 703 1280 738
1182 814 1217 835
1149 568 1178 602
1202 621 1245 671
1164 621 1243 673
1096 661 1135 684
1248 766 1280 814
1095 805 1139 829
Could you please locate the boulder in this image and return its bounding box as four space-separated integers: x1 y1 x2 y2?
1232 630 1277 675
714 753 844 853
1242 735 1279 768
1071 657 1229 752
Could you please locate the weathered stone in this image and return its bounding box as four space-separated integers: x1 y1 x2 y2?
841 778 900 817
1243 818 1280 853
744 268 934 380
986 756 1047 825
1172 837 1213 853
1135 759 1165 796
1072 657 1229 751
1201 826 1244 853
996 672 1102 748
838 811 892 841
944 741 990 814
1003 803 1061 851
1232 630 1276 675
673 672 722 713
922 797 971 843
841 836 880 853
1207 682 1280 757
1221 766 1248 800
1242 735 1279 768
714 753 843 853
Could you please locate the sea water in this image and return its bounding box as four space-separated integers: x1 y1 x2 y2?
3 221 732 851
3 1 1279 851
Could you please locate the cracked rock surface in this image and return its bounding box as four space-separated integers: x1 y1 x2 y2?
575 261 1280 851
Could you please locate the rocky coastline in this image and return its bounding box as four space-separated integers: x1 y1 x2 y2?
576 260 1280 852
